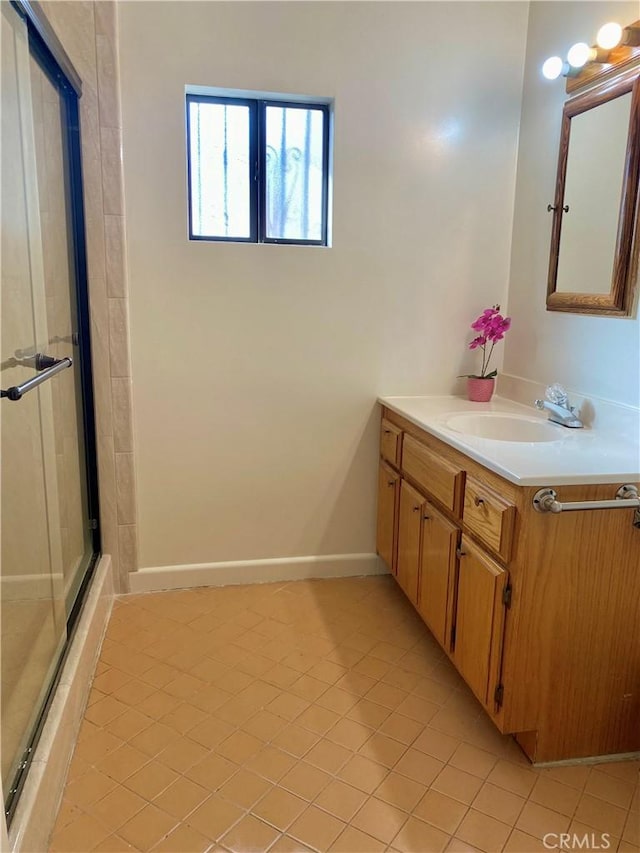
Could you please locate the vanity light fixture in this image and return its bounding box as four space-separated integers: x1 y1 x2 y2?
596 21 640 49
567 41 610 68
542 56 565 81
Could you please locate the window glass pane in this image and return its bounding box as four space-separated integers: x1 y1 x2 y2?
265 106 325 241
189 101 251 239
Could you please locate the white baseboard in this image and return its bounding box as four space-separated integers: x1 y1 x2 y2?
129 553 388 594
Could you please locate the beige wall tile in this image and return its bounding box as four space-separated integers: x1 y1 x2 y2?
100 126 124 215
118 524 138 580
108 298 131 377
105 215 125 297
96 34 120 129
115 452 136 524
111 377 133 451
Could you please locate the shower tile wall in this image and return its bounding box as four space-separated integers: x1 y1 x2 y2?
40 0 137 592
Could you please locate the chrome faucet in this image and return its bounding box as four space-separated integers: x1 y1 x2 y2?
534 383 583 428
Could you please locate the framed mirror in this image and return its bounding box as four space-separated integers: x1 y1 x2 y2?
546 61 640 315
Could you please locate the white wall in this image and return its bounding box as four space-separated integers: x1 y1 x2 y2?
118 1 528 571
504 0 640 407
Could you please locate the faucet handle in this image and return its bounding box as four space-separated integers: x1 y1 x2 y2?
546 383 568 406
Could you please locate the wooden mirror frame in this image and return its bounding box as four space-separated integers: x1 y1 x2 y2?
547 62 640 316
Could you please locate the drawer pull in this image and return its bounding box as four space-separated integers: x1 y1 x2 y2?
474 496 485 507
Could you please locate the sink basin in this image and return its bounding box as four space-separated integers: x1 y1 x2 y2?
443 412 563 443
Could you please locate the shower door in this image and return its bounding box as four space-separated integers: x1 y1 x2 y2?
1 2 99 822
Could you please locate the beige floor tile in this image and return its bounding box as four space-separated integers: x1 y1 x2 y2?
185 752 239 789
584 768 636 809
456 809 511 853
117 803 178 850
244 745 298 782
152 776 210 820
88 785 147 832
412 727 461 762
529 774 582 818
326 717 374 751
338 753 389 794
92 834 138 851
96 743 151 783
395 748 444 787
288 804 346 852
314 778 368 822
375 771 427 813
432 766 484 805
515 801 570 840
329 824 387 852
346 697 392 729
151 822 211 852
280 760 332 801
63 769 118 809
414 789 469 834
304 738 351 774
378 712 424 746
392 815 450 852
272 724 319 758
449 743 498 780
123 760 179 801
221 813 281 852
351 795 408 844
358 732 407 768
50 578 638 853
270 834 315 852
502 828 549 852
573 793 629 837
252 786 308 831
186 793 243 839
486 760 538 799
471 782 525 826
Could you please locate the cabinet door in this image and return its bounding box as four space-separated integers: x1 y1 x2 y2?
397 480 425 605
419 502 459 649
376 461 399 573
454 536 507 706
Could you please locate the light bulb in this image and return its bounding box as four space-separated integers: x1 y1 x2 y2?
567 42 594 68
542 56 564 80
597 22 623 50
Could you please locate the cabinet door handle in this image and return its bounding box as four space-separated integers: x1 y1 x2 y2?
413 506 420 513
423 514 430 520
384 429 392 435
456 548 466 558
474 496 485 507
387 480 395 487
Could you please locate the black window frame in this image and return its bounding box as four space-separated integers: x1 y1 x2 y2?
186 93 330 246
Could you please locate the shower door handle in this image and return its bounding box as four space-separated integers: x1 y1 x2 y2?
1 357 73 401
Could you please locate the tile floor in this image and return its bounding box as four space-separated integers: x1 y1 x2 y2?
49 576 639 852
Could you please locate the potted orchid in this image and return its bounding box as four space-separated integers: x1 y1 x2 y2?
459 306 511 402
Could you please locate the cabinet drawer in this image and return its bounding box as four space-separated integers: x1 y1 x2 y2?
380 419 402 467
463 476 516 562
402 434 464 516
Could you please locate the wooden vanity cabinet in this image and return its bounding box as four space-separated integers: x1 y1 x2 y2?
376 405 640 764
454 536 508 708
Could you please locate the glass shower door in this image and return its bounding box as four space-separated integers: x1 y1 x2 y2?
1 0 67 800
1 1 98 817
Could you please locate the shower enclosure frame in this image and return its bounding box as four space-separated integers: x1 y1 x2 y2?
4 0 101 826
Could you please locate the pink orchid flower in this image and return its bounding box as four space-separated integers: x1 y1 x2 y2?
460 305 511 379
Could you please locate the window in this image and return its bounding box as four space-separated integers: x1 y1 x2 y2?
186 94 330 245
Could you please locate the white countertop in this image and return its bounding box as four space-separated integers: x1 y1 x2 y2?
379 395 640 486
